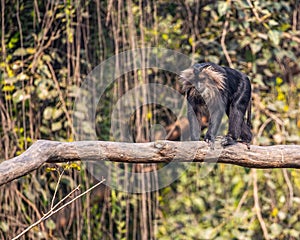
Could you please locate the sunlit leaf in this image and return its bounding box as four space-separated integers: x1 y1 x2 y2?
268 19 279 26
250 41 262 54
280 23 291 31
162 33 168 41
51 121 62 131
271 207 278 217
17 72 29 81
12 89 27 103
52 108 64 120
8 33 19 49
268 30 281 45
46 219 56 230
69 163 81 171
217 1 229 17
0 222 9 232
45 167 57 172
2 85 15 92
270 223 283 237
26 48 36 54
13 48 27 56
43 107 53 120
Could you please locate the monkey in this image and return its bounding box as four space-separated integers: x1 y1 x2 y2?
180 62 252 148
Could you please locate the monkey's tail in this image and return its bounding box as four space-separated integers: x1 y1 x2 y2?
246 99 252 127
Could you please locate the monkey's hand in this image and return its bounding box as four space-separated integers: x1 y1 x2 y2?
221 135 236 147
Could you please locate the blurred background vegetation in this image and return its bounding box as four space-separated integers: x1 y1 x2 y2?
0 0 300 239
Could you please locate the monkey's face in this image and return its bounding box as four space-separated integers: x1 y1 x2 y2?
180 64 226 94
180 64 226 104
180 67 210 94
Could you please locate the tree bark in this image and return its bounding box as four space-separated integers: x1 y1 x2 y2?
0 140 300 186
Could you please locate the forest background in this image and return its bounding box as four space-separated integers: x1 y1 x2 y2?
0 0 300 239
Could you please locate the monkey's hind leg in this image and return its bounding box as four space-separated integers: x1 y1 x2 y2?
240 121 252 149
222 106 246 147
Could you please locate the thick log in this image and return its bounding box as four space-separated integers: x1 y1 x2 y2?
0 140 300 186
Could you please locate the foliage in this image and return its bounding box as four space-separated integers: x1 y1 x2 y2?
0 0 299 239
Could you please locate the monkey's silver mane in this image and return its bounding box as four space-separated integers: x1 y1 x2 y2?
179 65 226 98
201 66 226 91
180 66 225 88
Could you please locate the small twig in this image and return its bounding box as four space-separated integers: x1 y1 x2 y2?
12 185 80 240
282 32 300 44
51 185 80 211
15 189 45 232
257 117 273 138
252 169 269 240
246 0 262 22
51 167 66 209
221 11 233 68
282 169 293 208
235 190 249 214
12 179 106 240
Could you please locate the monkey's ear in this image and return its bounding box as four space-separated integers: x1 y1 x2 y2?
193 63 201 75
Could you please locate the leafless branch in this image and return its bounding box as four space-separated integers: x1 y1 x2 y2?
1 140 300 186
12 179 106 240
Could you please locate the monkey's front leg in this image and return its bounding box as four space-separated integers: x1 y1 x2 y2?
187 103 201 141
204 110 224 149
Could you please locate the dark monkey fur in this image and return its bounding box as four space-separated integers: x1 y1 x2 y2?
180 62 252 147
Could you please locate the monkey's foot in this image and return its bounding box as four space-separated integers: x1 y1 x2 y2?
245 142 251 150
221 135 236 147
205 139 215 150
204 135 215 150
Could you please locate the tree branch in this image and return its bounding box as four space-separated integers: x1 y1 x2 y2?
1 140 300 186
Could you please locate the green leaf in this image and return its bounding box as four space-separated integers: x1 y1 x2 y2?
279 23 291 31
257 33 268 40
8 33 19 49
17 72 29 81
46 219 56 230
268 19 279 26
26 48 36 54
250 41 262 54
270 223 283 237
162 33 168 41
218 1 229 17
13 48 27 56
276 77 283 85
268 30 281 45
42 54 52 62
40 126 50 134
52 108 64 120
43 107 53 120
45 167 57 172
12 89 27 103
69 163 81 171
51 121 62 131
253 74 264 86
2 85 15 92
0 222 9 232
275 49 296 61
